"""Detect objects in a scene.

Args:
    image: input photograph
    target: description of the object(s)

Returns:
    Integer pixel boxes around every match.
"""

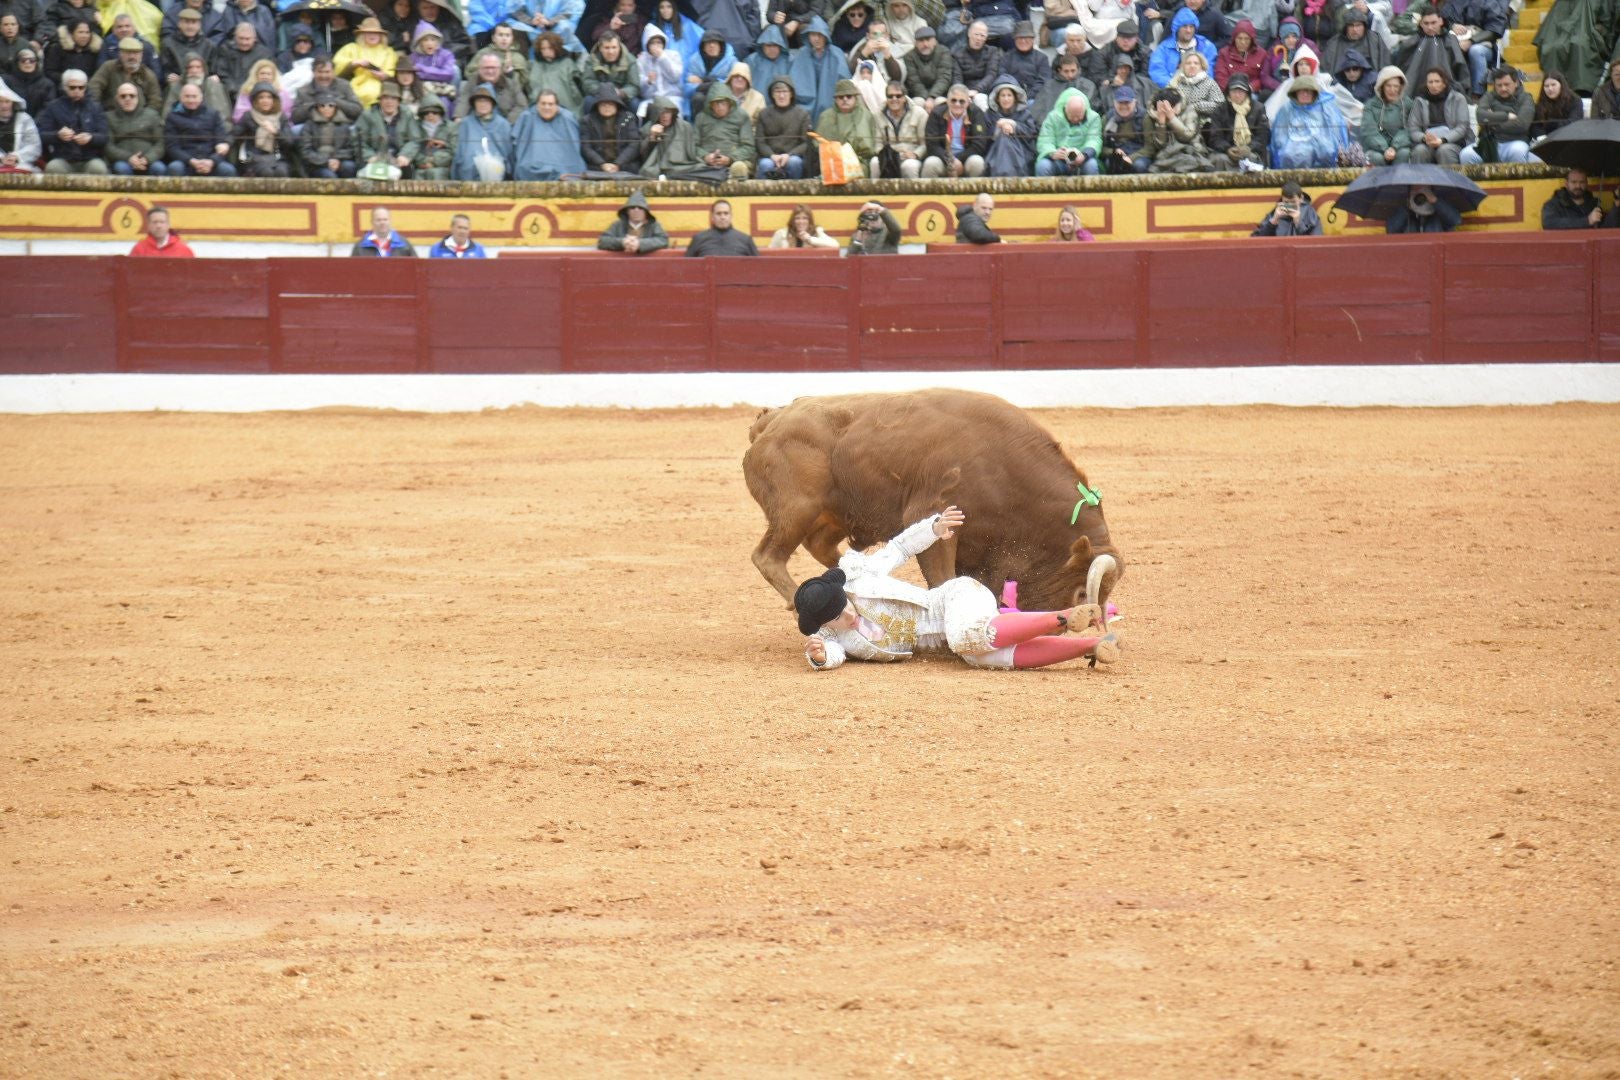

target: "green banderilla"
[1070,481,1101,525]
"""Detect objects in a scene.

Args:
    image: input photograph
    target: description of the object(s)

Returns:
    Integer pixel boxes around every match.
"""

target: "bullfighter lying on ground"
[794,507,1121,672]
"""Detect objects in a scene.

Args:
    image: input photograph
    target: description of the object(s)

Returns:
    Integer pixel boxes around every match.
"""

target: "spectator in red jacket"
[129,206,197,257]
[1214,19,1265,92]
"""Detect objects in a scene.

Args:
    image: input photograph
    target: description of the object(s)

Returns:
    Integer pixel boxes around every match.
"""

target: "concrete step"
[1504,41,1540,63]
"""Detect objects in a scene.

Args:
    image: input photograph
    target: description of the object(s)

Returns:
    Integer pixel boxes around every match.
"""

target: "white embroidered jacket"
[807,514,946,671]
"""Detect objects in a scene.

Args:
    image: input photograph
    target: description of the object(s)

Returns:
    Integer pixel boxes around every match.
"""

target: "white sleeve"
[864,514,940,577]
[807,634,846,671]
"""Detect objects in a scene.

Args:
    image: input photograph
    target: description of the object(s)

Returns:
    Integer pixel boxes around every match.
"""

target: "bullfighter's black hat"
[794,568,848,636]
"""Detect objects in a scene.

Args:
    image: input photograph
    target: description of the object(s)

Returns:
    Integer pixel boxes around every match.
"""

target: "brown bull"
[742,389,1122,615]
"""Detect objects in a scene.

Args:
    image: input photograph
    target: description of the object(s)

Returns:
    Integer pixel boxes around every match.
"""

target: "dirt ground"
[1,403,1616,1079]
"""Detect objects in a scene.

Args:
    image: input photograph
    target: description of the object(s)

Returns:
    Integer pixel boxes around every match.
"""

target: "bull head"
[1062,535,1122,616]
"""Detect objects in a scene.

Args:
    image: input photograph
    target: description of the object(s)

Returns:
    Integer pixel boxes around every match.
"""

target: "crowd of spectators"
[3,0,1613,180]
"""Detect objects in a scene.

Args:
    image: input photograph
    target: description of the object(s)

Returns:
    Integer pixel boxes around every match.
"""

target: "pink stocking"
[1012,636,1107,669]
[988,611,1067,648]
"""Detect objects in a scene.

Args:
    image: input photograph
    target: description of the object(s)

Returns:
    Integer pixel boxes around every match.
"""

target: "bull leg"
[752,501,832,606]
[801,514,847,569]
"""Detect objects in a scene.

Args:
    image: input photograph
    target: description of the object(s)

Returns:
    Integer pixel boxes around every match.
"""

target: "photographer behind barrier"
[1251,180,1324,238]
[847,200,903,256]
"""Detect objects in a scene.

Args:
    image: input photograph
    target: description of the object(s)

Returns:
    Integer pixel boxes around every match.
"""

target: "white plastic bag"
[474,136,506,182]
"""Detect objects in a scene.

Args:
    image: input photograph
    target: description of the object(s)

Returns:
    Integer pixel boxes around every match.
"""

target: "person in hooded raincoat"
[510,87,585,176]
[1532,0,1618,94]
[638,91,703,175]
[684,28,735,111]
[746,23,794,90]
[691,0,758,57]
[1358,65,1410,164]
[981,72,1037,174]
[1033,83,1100,174]
[638,24,686,110]
[578,80,641,170]
[451,81,514,177]
[1268,73,1348,167]
[691,77,753,174]
[597,188,670,253]
[1149,8,1217,87]
[650,0,704,68]
[788,14,843,119]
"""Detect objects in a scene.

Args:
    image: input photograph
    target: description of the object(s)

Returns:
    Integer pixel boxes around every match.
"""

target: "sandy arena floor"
[0,403,1616,1079]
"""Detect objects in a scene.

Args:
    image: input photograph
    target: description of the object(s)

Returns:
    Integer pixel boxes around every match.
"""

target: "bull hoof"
[1088,633,1121,667]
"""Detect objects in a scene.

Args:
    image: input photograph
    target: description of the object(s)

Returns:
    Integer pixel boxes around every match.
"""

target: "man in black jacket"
[922,82,989,176]
[685,199,760,256]
[38,69,107,172]
[1541,169,1606,230]
[955,191,1000,244]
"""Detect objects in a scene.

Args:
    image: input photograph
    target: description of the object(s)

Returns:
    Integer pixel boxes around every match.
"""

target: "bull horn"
[1085,554,1119,607]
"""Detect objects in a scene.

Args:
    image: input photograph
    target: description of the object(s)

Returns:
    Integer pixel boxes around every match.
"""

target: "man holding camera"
[848,200,902,255]
[1251,180,1323,237]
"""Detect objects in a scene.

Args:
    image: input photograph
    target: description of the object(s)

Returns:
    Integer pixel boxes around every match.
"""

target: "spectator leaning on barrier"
[955,191,1000,243]
[0,83,42,172]
[1051,204,1095,241]
[597,188,670,254]
[685,198,760,257]
[352,206,418,256]
[847,198,902,254]
[1541,169,1606,230]
[429,214,488,257]
[770,202,840,247]
[1251,179,1324,236]
[129,205,195,257]
[39,68,107,172]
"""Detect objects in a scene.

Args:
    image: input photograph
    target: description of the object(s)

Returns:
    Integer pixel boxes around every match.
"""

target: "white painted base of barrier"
[2,365,1618,413]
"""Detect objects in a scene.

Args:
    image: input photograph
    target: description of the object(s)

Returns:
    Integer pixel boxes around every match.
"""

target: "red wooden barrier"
[1,234,1614,376]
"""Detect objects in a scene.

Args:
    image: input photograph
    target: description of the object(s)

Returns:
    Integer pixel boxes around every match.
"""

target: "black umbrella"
[279,0,372,19]
[1529,118,1620,176]
[1332,163,1487,221]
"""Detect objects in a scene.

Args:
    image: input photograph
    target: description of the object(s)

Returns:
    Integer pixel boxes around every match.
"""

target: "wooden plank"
[124,344,273,373]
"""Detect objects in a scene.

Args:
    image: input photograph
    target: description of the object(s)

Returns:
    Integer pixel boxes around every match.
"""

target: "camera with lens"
[1064,148,1083,164]
[1412,191,1432,206]
[857,207,883,229]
